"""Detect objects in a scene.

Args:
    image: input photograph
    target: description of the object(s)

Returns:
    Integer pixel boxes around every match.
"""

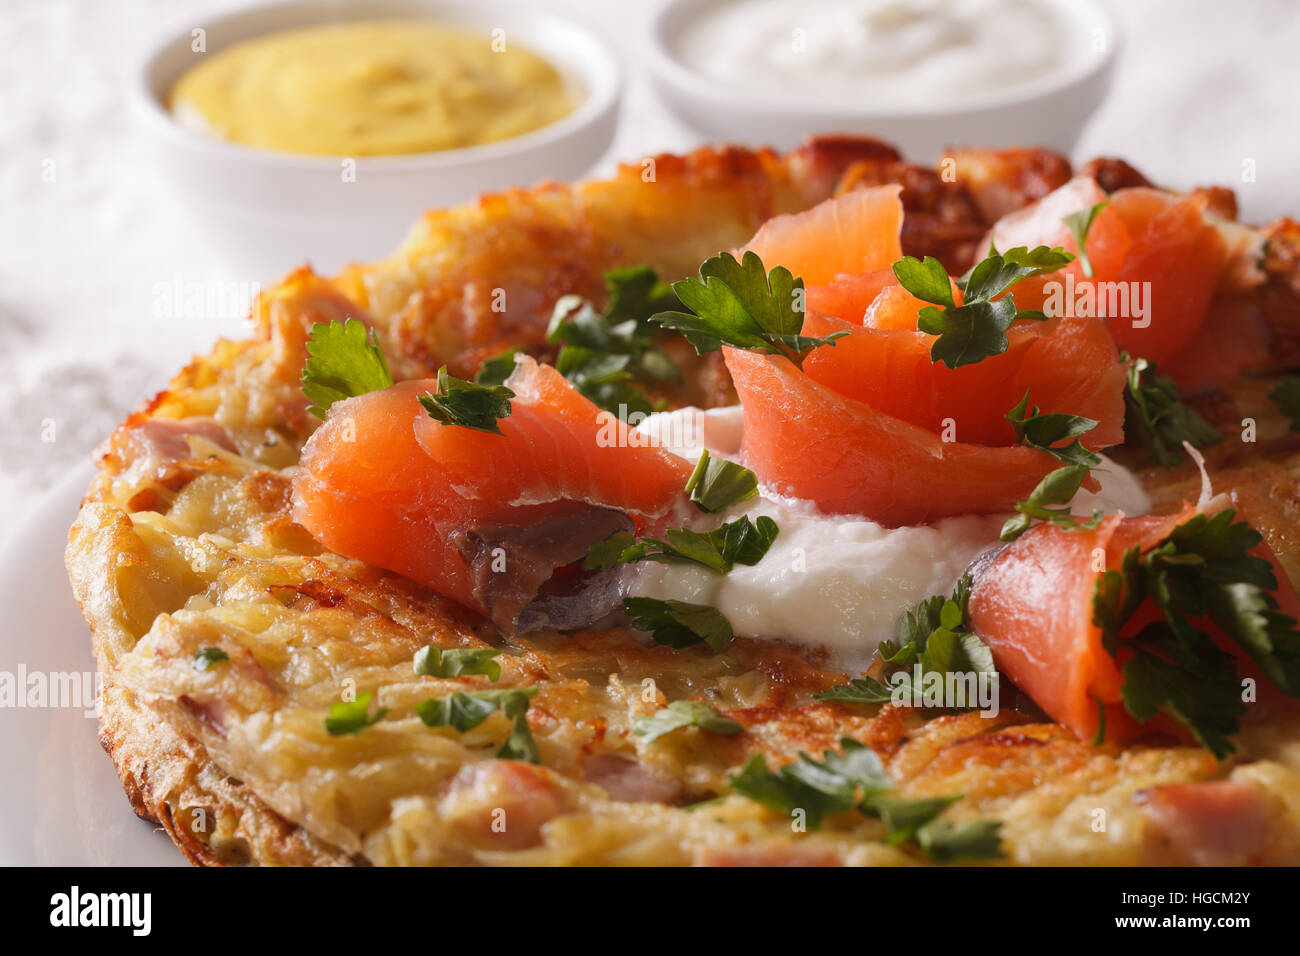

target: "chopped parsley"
[586,515,778,575]
[418,366,514,436]
[728,738,1003,860]
[685,449,760,513]
[192,647,229,671]
[623,597,734,652]
[413,646,502,680]
[1268,376,1300,431]
[1092,508,1300,758]
[473,347,520,387]
[633,700,743,743]
[817,576,998,710]
[1122,353,1222,467]
[301,317,394,418]
[324,691,388,737]
[546,266,682,418]
[650,251,846,369]
[416,687,539,762]
[1000,464,1104,543]
[892,245,1073,369]
[1062,201,1109,278]
[1005,389,1101,469]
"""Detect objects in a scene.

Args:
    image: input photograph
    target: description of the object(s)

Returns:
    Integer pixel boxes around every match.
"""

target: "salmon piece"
[800,311,1124,448]
[988,178,1230,373]
[728,346,1072,525]
[1161,297,1271,395]
[741,184,904,285]
[967,507,1300,746]
[725,184,1125,524]
[293,357,692,629]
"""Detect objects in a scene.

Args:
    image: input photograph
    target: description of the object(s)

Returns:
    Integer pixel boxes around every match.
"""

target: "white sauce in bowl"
[671,0,1093,111]
[626,405,1150,671]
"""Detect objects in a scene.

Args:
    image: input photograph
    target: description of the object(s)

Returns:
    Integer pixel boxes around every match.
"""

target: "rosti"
[67,138,1300,866]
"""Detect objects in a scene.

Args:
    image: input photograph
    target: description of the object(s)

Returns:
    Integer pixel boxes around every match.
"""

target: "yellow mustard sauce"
[169,20,577,157]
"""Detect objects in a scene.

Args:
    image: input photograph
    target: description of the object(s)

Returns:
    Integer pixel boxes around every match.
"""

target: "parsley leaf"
[1122,353,1222,467]
[729,739,892,830]
[623,597,734,652]
[416,687,539,762]
[728,738,1004,858]
[1268,377,1300,431]
[590,515,779,575]
[894,246,1072,369]
[546,266,682,418]
[193,647,229,671]
[651,251,846,369]
[1092,508,1300,758]
[813,675,894,705]
[1000,464,1104,543]
[301,318,394,419]
[685,449,760,513]
[633,700,743,743]
[850,573,1000,710]
[418,366,514,435]
[861,794,961,845]
[413,646,502,680]
[324,691,388,736]
[915,819,1005,863]
[1006,389,1101,468]
[1062,201,1109,279]
[474,347,520,387]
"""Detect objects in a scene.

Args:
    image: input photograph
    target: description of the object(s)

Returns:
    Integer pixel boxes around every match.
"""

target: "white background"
[2,0,1298,533]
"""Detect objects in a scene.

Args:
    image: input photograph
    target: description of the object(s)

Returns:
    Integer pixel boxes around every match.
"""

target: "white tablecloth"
[3,0,1298,533]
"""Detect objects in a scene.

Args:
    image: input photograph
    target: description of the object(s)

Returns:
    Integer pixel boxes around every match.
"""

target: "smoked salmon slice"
[988,176,1229,370]
[727,345,1094,525]
[967,507,1300,748]
[741,184,904,285]
[723,185,1125,524]
[293,357,692,630]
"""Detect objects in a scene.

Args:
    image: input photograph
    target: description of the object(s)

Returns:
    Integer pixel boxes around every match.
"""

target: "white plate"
[0,463,184,866]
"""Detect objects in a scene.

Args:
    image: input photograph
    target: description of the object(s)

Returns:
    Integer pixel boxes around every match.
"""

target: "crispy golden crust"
[67,139,1300,866]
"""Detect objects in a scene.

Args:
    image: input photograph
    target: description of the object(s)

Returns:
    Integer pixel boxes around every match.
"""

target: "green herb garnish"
[1006,389,1102,468]
[474,347,520,387]
[892,245,1072,369]
[416,687,539,762]
[1062,201,1109,278]
[1091,508,1300,758]
[650,251,846,369]
[546,266,682,418]
[914,818,1005,863]
[588,515,779,575]
[633,700,743,743]
[1000,464,1104,543]
[418,366,514,435]
[1122,353,1222,467]
[301,317,394,418]
[324,691,388,737]
[622,597,734,652]
[413,646,502,680]
[817,576,998,710]
[728,738,1002,859]
[1268,377,1300,431]
[193,647,229,671]
[685,449,760,513]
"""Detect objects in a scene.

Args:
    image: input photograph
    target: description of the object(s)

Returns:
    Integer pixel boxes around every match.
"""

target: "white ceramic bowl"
[133,0,623,277]
[646,0,1118,162]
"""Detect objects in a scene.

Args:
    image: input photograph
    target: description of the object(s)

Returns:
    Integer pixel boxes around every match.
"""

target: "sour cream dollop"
[626,405,1149,670]
[671,0,1094,111]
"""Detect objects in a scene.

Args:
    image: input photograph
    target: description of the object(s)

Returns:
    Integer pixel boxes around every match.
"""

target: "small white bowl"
[133,0,622,277]
[646,0,1118,162]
